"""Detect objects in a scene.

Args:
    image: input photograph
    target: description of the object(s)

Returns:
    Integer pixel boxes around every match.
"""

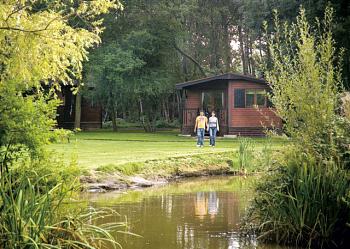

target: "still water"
[83,177,291,249]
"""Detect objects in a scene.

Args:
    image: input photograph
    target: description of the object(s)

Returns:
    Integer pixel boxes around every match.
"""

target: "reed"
[0,167,125,248]
[237,137,254,172]
[244,150,350,248]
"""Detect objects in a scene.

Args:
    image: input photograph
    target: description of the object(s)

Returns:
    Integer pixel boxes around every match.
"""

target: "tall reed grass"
[244,150,350,248]
[237,137,254,172]
[0,166,125,248]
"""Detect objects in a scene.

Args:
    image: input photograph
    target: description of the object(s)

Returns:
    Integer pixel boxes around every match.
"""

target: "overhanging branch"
[174,43,206,77]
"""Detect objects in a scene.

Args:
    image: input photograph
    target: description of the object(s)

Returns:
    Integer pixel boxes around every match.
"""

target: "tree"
[0,0,121,154]
[265,6,343,158]
[86,42,145,131]
[0,1,124,247]
[85,2,181,132]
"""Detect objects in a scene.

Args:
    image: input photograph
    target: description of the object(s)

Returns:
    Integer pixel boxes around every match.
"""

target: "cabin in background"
[176,73,282,136]
[56,86,102,130]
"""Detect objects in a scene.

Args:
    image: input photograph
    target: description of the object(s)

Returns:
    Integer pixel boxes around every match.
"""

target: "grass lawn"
[50,129,287,175]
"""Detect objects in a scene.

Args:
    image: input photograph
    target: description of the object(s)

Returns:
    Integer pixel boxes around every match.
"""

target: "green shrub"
[244,149,350,248]
[243,6,350,249]
[11,152,80,190]
[102,119,142,129]
[155,119,180,128]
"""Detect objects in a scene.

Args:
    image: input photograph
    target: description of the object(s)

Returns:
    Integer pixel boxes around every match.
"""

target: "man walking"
[194,111,208,147]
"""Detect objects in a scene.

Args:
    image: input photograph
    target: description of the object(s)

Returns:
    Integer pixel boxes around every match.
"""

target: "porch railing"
[183,108,227,129]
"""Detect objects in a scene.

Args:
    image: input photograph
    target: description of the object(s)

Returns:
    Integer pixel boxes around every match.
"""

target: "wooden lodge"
[56,86,102,130]
[176,73,282,136]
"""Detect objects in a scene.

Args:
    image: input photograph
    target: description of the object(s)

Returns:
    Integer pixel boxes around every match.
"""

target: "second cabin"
[176,73,282,136]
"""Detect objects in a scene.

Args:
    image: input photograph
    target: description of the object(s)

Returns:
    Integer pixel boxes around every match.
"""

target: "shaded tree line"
[83,0,350,131]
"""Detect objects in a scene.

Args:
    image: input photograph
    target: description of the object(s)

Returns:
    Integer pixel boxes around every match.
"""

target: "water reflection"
[84,177,292,249]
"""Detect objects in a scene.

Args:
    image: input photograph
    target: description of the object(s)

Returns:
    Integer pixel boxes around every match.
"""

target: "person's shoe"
[196,144,200,147]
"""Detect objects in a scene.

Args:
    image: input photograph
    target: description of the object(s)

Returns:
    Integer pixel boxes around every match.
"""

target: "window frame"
[255,89,267,107]
[201,90,225,110]
[233,88,267,108]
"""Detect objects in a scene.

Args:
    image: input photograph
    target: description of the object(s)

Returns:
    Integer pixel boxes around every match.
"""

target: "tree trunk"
[171,94,176,121]
[222,15,231,72]
[139,98,147,131]
[245,31,251,75]
[164,99,170,122]
[249,37,256,76]
[238,26,248,75]
[209,15,220,71]
[259,37,263,58]
[110,105,117,132]
[108,87,117,132]
[74,91,81,130]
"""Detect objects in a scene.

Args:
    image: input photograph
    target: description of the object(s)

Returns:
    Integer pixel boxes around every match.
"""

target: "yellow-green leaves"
[265,6,342,157]
[0,0,122,154]
[0,0,122,88]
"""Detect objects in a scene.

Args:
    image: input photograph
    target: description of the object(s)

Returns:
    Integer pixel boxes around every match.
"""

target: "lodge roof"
[175,73,267,90]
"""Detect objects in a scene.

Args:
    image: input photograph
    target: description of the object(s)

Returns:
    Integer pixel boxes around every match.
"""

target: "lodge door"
[201,90,228,135]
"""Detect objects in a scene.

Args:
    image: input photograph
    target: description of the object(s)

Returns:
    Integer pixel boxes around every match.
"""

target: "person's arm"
[194,117,198,132]
[217,118,220,131]
[205,117,208,131]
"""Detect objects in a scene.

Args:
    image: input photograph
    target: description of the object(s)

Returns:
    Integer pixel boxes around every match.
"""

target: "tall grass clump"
[237,137,254,172]
[245,149,350,248]
[0,150,125,248]
[243,6,350,248]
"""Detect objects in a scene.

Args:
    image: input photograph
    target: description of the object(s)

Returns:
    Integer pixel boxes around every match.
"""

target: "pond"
[83,176,292,249]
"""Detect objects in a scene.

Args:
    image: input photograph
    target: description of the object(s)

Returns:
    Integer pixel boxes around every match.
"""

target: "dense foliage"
[0,1,124,248]
[244,6,350,248]
[246,149,349,248]
[82,0,350,132]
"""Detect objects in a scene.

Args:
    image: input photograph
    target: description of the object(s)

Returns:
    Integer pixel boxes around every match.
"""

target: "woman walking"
[208,111,219,147]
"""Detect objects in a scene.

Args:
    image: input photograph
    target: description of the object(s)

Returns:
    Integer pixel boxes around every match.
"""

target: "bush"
[244,149,350,248]
[243,6,350,249]
[155,119,180,128]
[10,152,80,191]
[102,119,142,129]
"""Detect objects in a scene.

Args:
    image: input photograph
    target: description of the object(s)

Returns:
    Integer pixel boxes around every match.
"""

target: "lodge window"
[201,90,224,111]
[234,89,267,108]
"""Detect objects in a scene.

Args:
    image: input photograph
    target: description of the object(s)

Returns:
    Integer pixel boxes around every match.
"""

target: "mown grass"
[50,130,288,176]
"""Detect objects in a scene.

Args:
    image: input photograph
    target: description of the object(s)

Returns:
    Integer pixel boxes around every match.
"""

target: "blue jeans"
[197,128,205,146]
[209,127,217,146]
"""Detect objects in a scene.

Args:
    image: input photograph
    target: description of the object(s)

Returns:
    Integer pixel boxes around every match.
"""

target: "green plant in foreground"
[244,150,350,248]
[242,5,350,248]
[0,169,125,249]
[237,137,254,172]
[265,5,342,159]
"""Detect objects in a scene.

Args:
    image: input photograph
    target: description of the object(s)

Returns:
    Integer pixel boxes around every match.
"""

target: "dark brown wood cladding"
[56,86,102,130]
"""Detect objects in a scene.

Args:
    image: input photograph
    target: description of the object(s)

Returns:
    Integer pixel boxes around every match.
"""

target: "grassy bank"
[50,130,287,183]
